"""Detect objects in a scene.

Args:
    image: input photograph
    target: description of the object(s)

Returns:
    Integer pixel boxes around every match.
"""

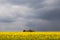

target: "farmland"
[0,32,60,40]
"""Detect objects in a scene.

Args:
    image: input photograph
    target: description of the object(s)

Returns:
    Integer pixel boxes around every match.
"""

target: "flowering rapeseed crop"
[0,32,60,40]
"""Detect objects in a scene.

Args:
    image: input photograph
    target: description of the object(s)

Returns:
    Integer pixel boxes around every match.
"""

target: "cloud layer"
[0,0,60,31]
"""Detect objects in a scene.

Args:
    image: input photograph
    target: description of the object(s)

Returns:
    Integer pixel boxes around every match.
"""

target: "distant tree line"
[23,29,35,32]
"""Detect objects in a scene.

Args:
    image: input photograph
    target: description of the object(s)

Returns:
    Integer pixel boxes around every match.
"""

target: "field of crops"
[0,32,60,40]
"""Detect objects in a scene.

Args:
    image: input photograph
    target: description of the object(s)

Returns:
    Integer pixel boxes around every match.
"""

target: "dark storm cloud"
[27,21,60,31]
[0,12,21,23]
[0,0,60,31]
[7,0,60,31]
[7,0,44,9]
[4,0,60,21]
[0,17,16,23]
[26,0,60,21]
[25,0,60,31]
[37,8,60,21]
[7,0,43,4]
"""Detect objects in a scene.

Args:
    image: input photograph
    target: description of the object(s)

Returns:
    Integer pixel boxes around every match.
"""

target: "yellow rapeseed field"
[0,32,60,40]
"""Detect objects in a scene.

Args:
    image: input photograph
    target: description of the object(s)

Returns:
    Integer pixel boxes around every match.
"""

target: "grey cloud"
[0,0,60,31]
[6,0,60,10]
[6,0,44,9]
[27,21,60,31]
[9,0,60,31]
[0,17,16,23]
[26,0,60,31]
[0,13,20,23]
[40,8,60,21]
[7,0,43,4]
[26,0,60,21]
[0,18,29,31]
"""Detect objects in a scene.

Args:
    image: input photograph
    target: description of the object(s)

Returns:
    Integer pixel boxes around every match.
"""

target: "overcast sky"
[0,0,60,31]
